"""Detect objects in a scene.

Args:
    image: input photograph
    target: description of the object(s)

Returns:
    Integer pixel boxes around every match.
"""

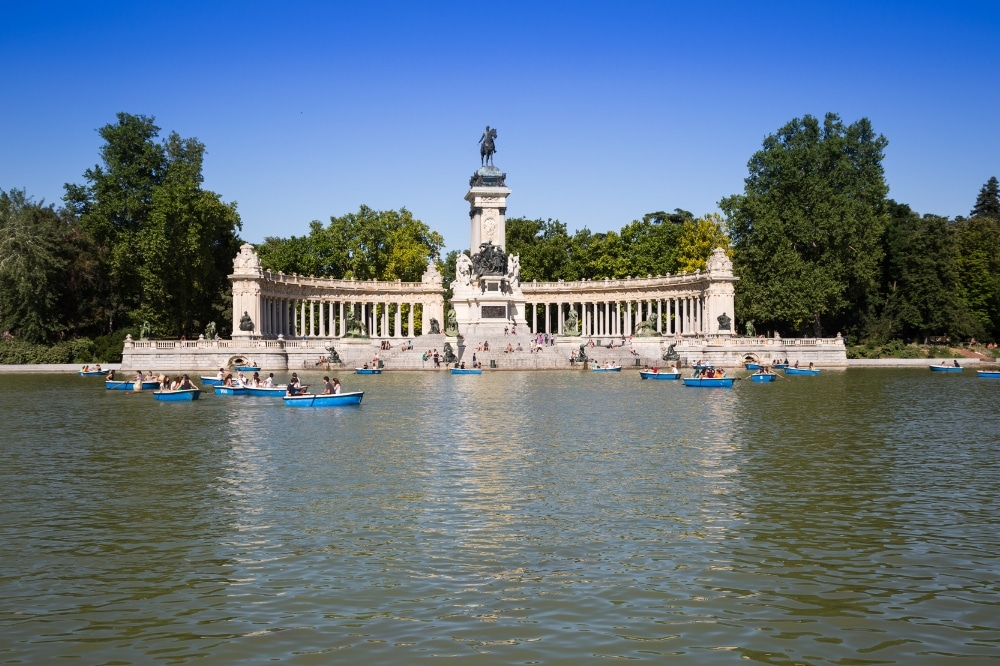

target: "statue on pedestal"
[344,310,367,338]
[455,254,472,287]
[717,312,732,332]
[429,318,441,335]
[574,344,589,363]
[139,321,151,340]
[563,309,580,336]
[479,125,498,167]
[472,241,507,276]
[445,309,459,337]
[662,343,680,361]
[325,345,341,364]
[239,311,254,334]
[443,342,457,364]
[635,315,659,337]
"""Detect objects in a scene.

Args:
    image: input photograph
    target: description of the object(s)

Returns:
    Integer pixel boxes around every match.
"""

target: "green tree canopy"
[676,213,730,273]
[256,205,443,282]
[721,113,890,337]
[871,202,977,341]
[970,176,1000,220]
[64,113,243,336]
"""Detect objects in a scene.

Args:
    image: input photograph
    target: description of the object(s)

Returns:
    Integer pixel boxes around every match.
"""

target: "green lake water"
[1,369,998,664]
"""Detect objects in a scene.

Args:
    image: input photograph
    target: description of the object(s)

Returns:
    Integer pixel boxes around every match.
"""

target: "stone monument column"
[703,247,737,336]
[230,243,264,339]
[450,157,530,337]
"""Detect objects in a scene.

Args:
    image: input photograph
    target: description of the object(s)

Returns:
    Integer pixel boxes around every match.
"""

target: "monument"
[451,126,529,337]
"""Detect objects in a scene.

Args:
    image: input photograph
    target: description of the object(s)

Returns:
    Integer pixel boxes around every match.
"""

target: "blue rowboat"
[751,373,777,382]
[592,366,622,372]
[355,368,382,375]
[692,363,712,371]
[153,388,201,401]
[639,370,681,380]
[106,379,161,391]
[744,362,762,370]
[214,385,246,396]
[929,364,962,372]
[244,386,288,397]
[451,368,483,375]
[977,370,1000,378]
[233,365,260,372]
[200,376,225,386]
[78,370,106,377]
[785,367,821,375]
[772,363,789,369]
[282,391,364,407]
[683,377,735,388]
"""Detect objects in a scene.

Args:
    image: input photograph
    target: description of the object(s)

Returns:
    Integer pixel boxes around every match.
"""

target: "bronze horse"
[480,126,497,166]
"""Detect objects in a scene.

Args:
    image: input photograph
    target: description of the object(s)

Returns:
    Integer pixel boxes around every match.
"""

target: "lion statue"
[444,309,459,337]
[563,309,580,336]
[635,314,658,337]
[344,309,367,338]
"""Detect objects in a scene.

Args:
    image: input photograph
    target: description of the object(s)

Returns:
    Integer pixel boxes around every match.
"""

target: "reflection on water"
[1,369,998,664]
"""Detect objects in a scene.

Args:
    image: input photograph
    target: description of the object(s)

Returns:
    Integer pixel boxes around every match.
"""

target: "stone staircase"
[309,333,666,371]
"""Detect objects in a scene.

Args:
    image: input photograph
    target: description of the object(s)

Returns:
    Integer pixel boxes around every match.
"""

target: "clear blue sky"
[3,1,998,253]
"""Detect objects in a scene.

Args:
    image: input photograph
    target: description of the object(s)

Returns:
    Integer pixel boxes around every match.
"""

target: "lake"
[1,369,998,664]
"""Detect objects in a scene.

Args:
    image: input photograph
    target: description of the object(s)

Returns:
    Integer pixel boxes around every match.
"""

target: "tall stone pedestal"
[450,166,528,339]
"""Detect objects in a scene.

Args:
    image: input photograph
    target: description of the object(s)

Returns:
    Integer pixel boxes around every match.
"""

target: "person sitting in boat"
[332,378,341,394]
[953,359,961,367]
[223,373,235,387]
[322,376,336,394]
[94,364,101,372]
[793,360,800,368]
[106,369,115,380]
[132,370,144,391]
[263,373,275,387]
[808,362,815,370]
[250,372,260,387]
[82,364,90,372]
[178,374,195,390]
[668,364,678,373]
[251,361,258,367]
[460,361,466,369]
[216,367,225,380]
[693,368,701,378]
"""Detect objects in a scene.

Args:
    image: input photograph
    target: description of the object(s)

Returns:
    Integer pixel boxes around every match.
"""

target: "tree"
[872,202,977,341]
[0,190,66,342]
[676,213,729,273]
[64,113,242,336]
[971,176,1000,220]
[955,213,1000,339]
[256,206,442,282]
[505,218,576,281]
[721,113,889,337]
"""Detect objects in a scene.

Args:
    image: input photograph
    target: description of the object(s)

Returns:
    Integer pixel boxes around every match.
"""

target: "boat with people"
[355,368,382,375]
[744,362,762,371]
[451,367,483,375]
[683,366,734,387]
[233,364,259,372]
[929,363,963,372]
[785,367,821,375]
[214,385,247,396]
[153,388,201,401]
[683,376,735,388]
[244,385,290,397]
[78,370,106,377]
[751,372,777,382]
[639,369,681,380]
[592,362,622,372]
[282,391,364,407]
[976,370,1000,378]
[200,376,225,386]
[106,379,161,391]
[772,362,789,369]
